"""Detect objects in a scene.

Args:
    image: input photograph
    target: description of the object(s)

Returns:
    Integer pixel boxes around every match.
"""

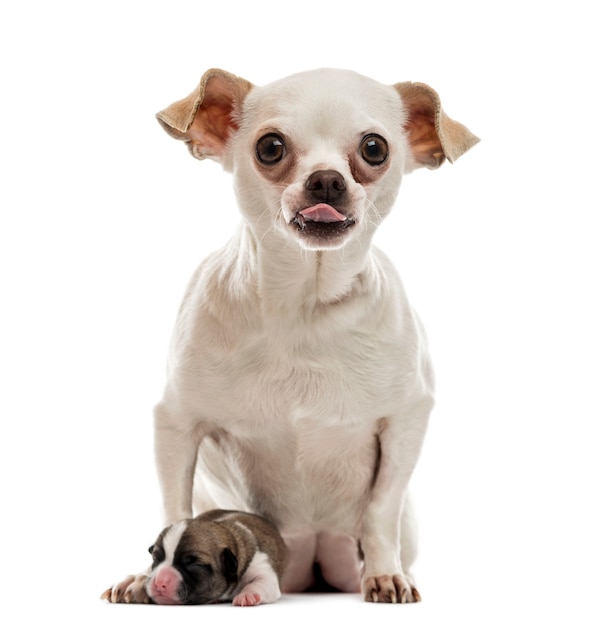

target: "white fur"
[158,520,187,567]
[144,68,477,604]
[232,551,281,606]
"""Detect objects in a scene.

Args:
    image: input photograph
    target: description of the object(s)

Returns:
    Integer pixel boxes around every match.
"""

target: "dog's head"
[145,519,239,605]
[157,68,478,251]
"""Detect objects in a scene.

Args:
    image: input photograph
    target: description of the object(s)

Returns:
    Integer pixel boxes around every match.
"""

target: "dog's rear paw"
[363,574,421,604]
[232,592,262,607]
[101,574,152,604]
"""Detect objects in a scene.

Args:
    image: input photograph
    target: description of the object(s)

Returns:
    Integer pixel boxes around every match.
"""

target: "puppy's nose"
[306,170,346,204]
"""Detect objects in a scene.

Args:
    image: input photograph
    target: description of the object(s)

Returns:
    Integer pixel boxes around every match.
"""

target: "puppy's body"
[104,510,286,606]
[105,68,478,604]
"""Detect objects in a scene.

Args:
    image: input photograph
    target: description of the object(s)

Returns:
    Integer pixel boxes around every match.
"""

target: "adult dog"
[105,68,478,604]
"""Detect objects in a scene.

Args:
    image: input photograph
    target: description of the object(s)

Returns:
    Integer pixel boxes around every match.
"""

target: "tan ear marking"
[156,69,254,160]
[394,81,479,169]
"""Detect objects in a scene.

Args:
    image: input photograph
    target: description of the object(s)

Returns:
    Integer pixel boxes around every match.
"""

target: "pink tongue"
[298,203,346,223]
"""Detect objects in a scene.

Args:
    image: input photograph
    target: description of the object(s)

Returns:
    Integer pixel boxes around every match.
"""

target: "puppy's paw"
[232,592,262,607]
[101,574,152,604]
[362,574,421,604]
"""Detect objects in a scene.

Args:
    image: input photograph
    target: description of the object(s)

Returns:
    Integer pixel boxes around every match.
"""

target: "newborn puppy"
[102,510,287,606]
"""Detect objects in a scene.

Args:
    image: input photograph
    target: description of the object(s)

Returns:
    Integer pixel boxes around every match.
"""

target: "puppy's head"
[157,68,478,251]
[145,519,239,605]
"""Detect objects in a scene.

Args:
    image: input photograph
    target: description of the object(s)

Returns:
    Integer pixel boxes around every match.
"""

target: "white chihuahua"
[105,68,478,604]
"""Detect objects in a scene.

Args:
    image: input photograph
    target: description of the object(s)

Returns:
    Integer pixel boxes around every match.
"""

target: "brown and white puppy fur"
[102,510,287,606]
[104,68,478,604]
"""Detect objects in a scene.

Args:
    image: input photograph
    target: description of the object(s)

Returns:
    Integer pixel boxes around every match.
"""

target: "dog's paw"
[362,574,421,604]
[101,574,152,604]
[232,592,261,607]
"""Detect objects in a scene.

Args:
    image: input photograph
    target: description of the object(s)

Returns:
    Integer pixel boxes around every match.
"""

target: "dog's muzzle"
[289,170,357,244]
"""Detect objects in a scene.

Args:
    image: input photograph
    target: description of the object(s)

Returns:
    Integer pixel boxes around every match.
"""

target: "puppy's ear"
[394,82,479,171]
[220,548,239,584]
[156,68,254,161]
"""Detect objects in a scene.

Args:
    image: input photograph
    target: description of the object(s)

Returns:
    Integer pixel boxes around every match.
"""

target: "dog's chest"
[197,328,386,528]
[184,263,416,527]
[212,322,402,429]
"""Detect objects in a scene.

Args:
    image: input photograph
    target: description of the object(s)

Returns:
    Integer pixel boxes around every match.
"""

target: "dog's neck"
[237,224,377,312]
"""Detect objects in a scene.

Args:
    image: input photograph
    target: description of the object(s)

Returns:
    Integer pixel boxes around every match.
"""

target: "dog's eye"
[256,133,286,165]
[360,134,389,166]
[182,554,198,566]
[181,554,213,572]
[150,546,165,567]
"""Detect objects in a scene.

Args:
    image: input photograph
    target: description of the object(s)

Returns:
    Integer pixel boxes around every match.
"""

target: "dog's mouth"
[290,203,356,241]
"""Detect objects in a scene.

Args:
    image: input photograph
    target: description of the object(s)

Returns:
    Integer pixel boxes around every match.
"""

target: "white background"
[1,1,600,624]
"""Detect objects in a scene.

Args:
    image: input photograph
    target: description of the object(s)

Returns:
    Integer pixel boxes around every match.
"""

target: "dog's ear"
[156,68,254,161]
[220,548,239,584]
[394,82,479,171]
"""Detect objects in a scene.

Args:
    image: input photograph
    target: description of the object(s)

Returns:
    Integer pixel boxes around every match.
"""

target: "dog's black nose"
[305,170,346,204]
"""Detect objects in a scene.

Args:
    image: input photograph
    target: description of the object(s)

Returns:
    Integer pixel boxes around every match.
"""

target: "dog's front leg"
[154,402,202,525]
[361,403,431,603]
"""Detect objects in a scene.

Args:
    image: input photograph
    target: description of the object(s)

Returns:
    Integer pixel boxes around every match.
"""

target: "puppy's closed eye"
[149,545,165,567]
[180,554,213,572]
